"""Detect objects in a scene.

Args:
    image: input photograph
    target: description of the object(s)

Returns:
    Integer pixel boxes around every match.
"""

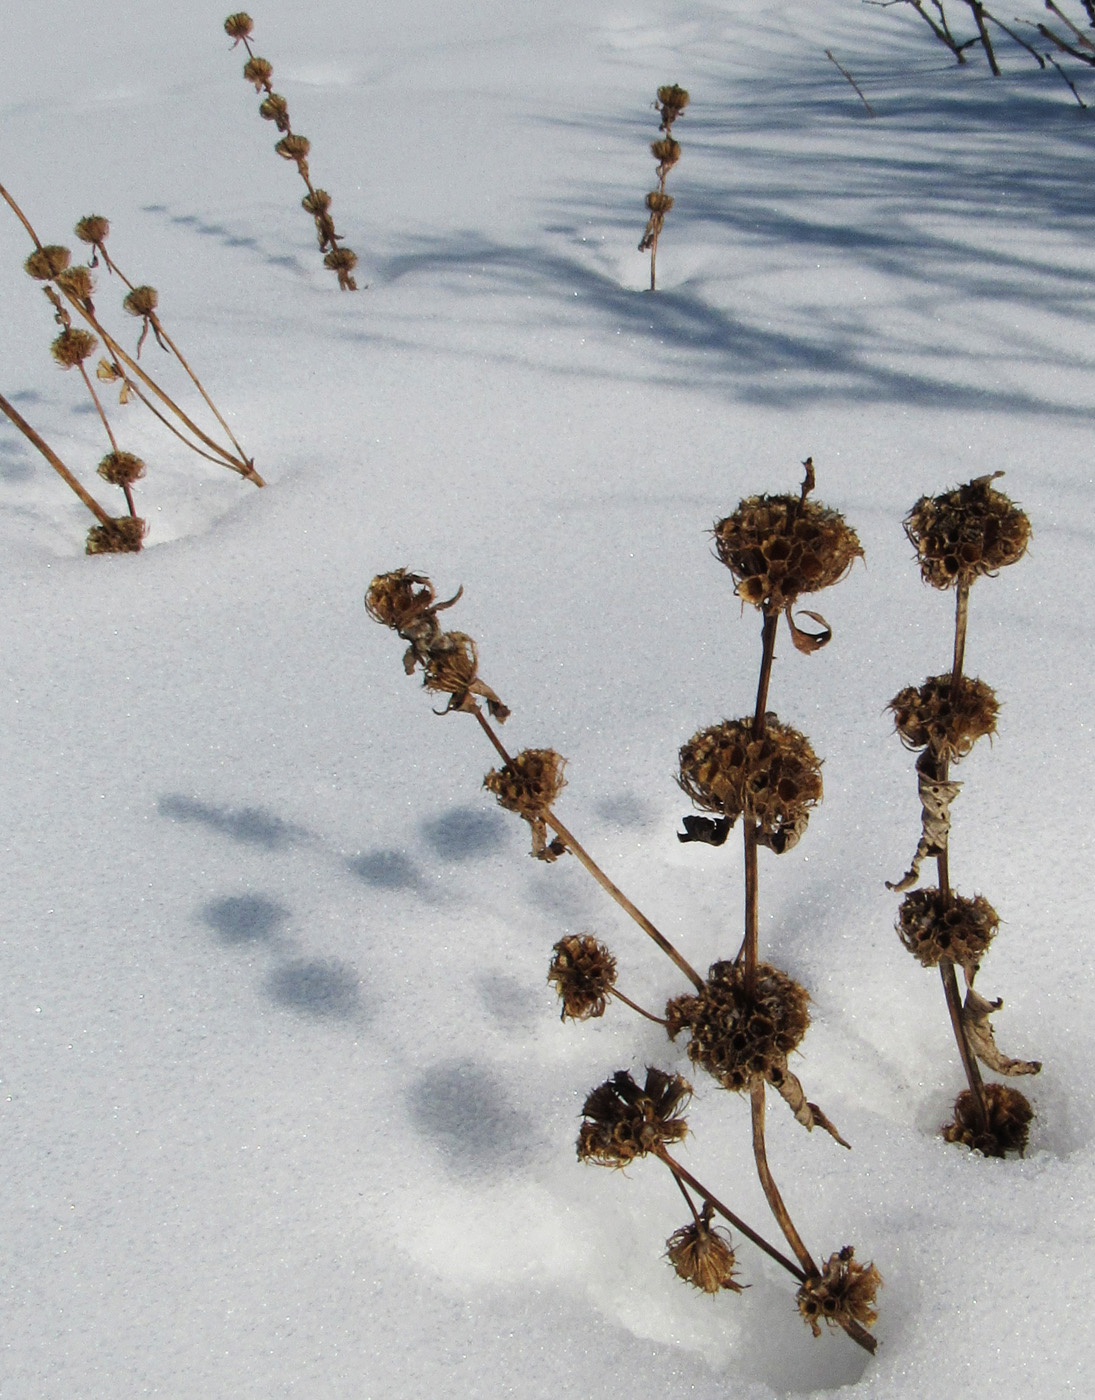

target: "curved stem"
[750,1082,818,1277]
[0,392,112,524]
[609,986,669,1026]
[752,608,779,736]
[78,362,120,454]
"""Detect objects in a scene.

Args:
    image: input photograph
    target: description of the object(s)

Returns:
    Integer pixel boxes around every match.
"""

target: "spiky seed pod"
[123,285,159,318]
[896,887,998,973]
[548,934,617,1021]
[577,1067,690,1167]
[224,12,254,41]
[666,960,810,1093]
[797,1247,881,1339]
[243,56,273,89]
[904,474,1030,588]
[259,93,291,130]
[303,189,332,214]
[943,1081,1033,1156]
[645,190,674,214]
[276,134,310,162]
[423,631,479,705]
[324,247,358,289]
[890,673,998,762]
[656,84,690,127]
[50,328,98,369]
[666,1208,744,1294]
[56,265,95,302]
[366,568,436,631]
[86,516,146,554]
[714,493,863,611]
[484,748,566,820]
[24,245,71,281]
[97,451,146,487]
[74,215,110,247]
[678,717,822,854]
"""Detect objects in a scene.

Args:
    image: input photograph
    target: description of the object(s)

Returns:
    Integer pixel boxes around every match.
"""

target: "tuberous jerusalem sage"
[890,473,1039,1156]
[223,13,360,289]
[639,84,689,291]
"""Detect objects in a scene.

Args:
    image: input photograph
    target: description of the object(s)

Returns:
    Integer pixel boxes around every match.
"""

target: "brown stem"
[742,821,759,992]
[0,392,112,524]
[471,707,705,990]
[952,581,969,681]
[671,1168,703,1228]
[0,181,43,248]
[77,362,120,454]
[609,987,669,1026]
[656,1148,807,1282]
[752,608,779,736]
[750,1082,818,1277]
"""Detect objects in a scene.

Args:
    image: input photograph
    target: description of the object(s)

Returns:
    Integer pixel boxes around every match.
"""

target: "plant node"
[796,1247,881,1338]
[896,887,998,974]
[484,748,568,860]
[890,673,998,761]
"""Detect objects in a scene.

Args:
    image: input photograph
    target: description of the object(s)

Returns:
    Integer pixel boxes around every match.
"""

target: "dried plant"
[223,13,359,289]
[365,458,880,1356]
[888,473,1040,1156]
[639,85,689,291]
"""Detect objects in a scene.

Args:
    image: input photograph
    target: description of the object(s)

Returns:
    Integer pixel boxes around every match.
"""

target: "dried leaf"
[769,1064,850,1146]
[962,988,1041,1077]
[529,817,567,863]
[887,755,961,892]
[677,814,731,845]
[785,606,832,654]
[96,357,120,382]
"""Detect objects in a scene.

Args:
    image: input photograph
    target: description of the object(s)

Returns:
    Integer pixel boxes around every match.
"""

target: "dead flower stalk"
[639,84,688,292]
[365,461,881,1356]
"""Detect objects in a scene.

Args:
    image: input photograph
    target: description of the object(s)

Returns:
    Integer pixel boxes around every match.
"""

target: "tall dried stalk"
[365,462,881,1357]
[638,85,688,292]
[224,13,359,290]
[887,473,1041,1156]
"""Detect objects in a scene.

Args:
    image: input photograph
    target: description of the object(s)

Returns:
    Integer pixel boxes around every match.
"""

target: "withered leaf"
[529,817,567,863]
[677,814,731,845]
[96,357,120,382]
[962,988,1041,1077]
[887,756,962,892]
[785,606,832,654]
[769,1064,851,1147]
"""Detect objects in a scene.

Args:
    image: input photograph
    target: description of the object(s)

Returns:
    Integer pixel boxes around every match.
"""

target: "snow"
[2,1,1093,1395]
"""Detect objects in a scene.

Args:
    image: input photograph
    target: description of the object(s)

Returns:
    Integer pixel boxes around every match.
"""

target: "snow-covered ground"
[3,2,1093,1395]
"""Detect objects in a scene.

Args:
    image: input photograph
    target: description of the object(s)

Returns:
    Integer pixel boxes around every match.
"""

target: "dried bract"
[24,245,71,281]
[714,492,862,611]
[56,265,95,303]
[243,56,273,90]
[259,93,291,130]
[942,1081,1033,1157]
[896,887,998,973]
[97,451,147,487]
[50,328,98,369]
[276,134,311,165]
[904,473,1030,588]
[577,1067,690,1167]
[797,1247,881,1339]
[891,674,998,762]
[86,516,146,554]
[548,934,617,1021]
[651,137,681,170]
[666,1206,744,1294]
[420,631,508,720]
[366,569,461,671]
[224,12,254,41]
[666,960,809,1094]
[484,748,567,860]
[678,716,822,854]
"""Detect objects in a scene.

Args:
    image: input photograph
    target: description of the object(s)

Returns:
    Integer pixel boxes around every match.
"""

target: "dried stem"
[77,362,120,456]
[751,1082,818,1276]
[824,49,877,114]
[472,706,705,990]
[609,987,670,1025]
[0,391,112,524]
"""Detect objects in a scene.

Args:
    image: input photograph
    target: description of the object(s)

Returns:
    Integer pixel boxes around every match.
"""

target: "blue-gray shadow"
[200,893,288,945]
[159,793,307,850]
[264,957,363,1019]
[421,806,507,861]
[476,971,545,1030]
[0,436,34,481]
[347,848,422,889]
[408,1060,537,1172]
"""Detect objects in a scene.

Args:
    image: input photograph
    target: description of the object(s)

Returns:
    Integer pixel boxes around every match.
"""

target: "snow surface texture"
[2,1,1092,1396]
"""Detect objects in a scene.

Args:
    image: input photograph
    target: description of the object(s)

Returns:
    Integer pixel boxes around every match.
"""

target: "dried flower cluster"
[942,1081,1034,1156]
[224,13,359,289]
[85,516,147,554]
[665,1205,744,1294]
[904,472,1030,588]
[484,748,567,860]
[713,489,863,612]
[678,717,822,854]
[896,887,998,973]
[639,84,689,290]
[548,934,617,1020]
[576,1068,690,1167]
[890,673,998,761]
[797,1247,882,1339]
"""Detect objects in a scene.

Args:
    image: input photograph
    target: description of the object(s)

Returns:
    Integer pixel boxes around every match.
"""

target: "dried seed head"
[74,215,110,247]
[484,748,566,820]
[651,137,681,167]
[423,631,480,709]
[656,84,690,128]
[55,265,95,302]
[97,451,146,487]
[577,1067,690,1167]
[548,934,617,1021]
[645,190,674,214]
[890,674,998,762]
[243,56,273,89]
[50,328,98,368]
[678,717,822,854]
[276,133,310,161]
[86,516,146,554]
[303,188,332,214]
[904,473,1030,589]
[25,245,71,281]
[666,960,810,1093]
[896,887,998,973]
[259,93,291,129]
[324,246,358,289]
[666,1207,744,1294]
[366,568,437,632]
[123,285,159,318]
[797,1247,881,1339]
[714,491,862,611]
[224,12,254,41]
[943,1081,1033,1157]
